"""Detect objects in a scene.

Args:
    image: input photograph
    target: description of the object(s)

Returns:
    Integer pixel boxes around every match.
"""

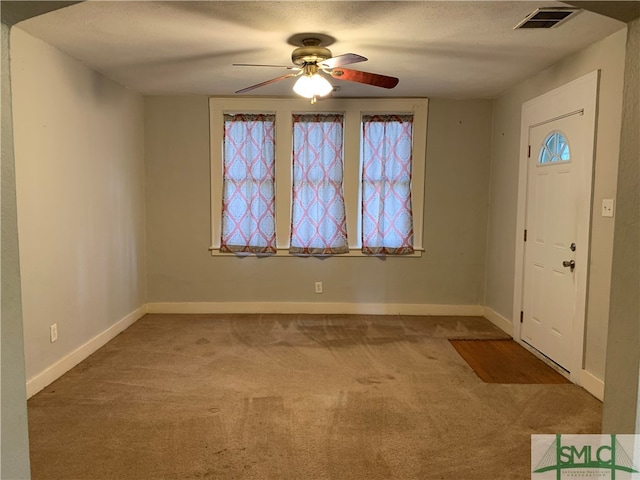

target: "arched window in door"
[539,131,571,164]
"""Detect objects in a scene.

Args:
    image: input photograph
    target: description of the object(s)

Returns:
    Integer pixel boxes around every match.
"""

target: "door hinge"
[520,311,524,323]
[528,145,531,158]
[524,229,527,242]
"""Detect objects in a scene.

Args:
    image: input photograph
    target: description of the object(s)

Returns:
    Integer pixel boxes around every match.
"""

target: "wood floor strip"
[449,339,570,384]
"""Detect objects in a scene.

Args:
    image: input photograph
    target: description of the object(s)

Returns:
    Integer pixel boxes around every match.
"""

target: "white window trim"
[209,97,428,257]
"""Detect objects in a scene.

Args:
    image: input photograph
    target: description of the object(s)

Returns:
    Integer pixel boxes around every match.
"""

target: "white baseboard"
[482,306,513,336]
[146,302,484,317]
[26,305,148,398]
[25,302,605,402]
[580,369,605,401]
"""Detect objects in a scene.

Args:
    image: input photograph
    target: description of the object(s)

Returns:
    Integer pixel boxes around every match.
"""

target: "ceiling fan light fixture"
[293,73,333,99]
[233,33,398,97]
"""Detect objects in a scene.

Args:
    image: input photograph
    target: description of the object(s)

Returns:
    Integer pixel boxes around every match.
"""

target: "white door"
[521,113,588,371]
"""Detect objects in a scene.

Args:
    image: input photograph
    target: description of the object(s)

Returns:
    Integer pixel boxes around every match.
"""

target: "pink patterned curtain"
[221,114,276,254]
[361,114,414,255]
[290,114,349,254]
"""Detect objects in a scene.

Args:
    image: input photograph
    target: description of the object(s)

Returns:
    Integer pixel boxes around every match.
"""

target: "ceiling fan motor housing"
[291,38,332,66]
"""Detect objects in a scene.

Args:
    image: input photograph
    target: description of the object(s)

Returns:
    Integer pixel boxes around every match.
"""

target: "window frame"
[209,97,428,257]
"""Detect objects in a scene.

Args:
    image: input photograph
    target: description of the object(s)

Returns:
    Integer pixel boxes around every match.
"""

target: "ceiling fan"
[233,35,399,103]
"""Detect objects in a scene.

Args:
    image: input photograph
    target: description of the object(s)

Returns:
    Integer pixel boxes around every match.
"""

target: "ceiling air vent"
[514,7,580,29]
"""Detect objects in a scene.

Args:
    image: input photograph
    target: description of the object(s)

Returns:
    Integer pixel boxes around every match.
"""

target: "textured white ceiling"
[16,1,625,98]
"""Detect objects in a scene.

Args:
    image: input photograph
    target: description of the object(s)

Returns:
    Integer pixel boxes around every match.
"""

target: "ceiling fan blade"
[319,53,367,69]
[329,68,399,89]
[233,63,299,70]
[235,73,299,94]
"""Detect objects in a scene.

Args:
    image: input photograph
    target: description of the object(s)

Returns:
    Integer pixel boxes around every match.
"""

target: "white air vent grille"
[514,7,580,29]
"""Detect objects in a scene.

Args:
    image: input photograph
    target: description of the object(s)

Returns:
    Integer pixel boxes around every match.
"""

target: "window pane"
[539,131,571,164]
[362,114,414,254]
[221,114,276,253]
[290,114,348,254]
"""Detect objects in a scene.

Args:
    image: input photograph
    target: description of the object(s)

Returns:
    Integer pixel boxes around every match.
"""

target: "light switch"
[602,199,614,217]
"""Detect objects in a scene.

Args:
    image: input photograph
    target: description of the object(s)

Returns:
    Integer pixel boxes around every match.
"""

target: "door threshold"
[519,338,571,380]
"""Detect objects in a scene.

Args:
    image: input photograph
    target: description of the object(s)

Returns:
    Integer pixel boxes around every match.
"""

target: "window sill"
[208,247,423,258]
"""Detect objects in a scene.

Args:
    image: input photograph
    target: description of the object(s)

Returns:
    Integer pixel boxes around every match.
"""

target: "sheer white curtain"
[361,114,414,254]
[290,114,348,254]
[221,114,276,253]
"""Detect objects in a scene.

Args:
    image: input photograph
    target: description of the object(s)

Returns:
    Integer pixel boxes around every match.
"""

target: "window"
[539,131,571,164]
[291,114,348,254]
[209,98,428,256]
[361,114,414,254]
[220,114,276,253]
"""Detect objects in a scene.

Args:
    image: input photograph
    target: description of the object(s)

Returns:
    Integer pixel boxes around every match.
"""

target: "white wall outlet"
[602,198,614,217]
[50,323,58,343]
[315,281,323,294]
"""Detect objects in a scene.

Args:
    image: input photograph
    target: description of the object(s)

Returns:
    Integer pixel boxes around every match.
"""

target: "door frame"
[513,71,599,384]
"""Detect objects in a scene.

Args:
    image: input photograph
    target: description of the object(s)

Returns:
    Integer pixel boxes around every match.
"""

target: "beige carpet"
[27,314,602,479]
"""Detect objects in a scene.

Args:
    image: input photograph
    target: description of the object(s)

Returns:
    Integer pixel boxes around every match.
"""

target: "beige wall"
[602,17,640,433]
[484,27,627,380]
[10,29,147,384]
[145,97,492,307]
[1,21,31,480]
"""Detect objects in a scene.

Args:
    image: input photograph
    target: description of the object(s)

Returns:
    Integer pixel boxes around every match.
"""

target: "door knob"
[562,260,576,272]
